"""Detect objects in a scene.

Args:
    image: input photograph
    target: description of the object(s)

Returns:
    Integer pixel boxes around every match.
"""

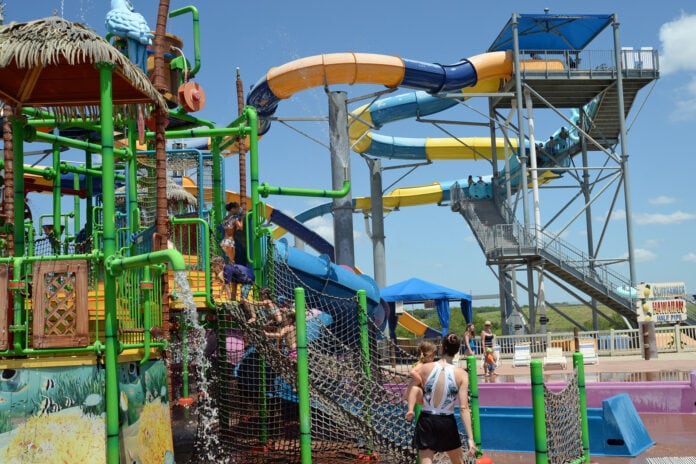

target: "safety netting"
[193,240,476,464]
[543,369,584,464]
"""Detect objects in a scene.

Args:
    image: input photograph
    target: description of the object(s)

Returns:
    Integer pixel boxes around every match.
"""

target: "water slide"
[397,311,442,339]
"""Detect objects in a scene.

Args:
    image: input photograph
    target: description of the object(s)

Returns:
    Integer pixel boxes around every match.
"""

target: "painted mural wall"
[0,359,172,463]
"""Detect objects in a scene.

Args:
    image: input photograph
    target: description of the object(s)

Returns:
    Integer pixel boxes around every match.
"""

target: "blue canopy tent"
[488,14,613,52]
[381,277,472,341]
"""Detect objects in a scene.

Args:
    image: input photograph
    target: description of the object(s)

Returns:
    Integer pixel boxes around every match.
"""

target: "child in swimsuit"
[405,340,437,420]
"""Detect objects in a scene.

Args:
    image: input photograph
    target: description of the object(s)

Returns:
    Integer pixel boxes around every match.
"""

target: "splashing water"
[173,270,220,462]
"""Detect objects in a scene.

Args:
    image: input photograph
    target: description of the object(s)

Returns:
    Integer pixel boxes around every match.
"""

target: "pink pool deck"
[473,352,696,414]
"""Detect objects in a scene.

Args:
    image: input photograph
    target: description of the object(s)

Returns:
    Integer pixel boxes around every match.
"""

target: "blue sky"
[5,1,696,304]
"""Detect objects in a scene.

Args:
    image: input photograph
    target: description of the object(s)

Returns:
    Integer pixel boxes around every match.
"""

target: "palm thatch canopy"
[0,16,167,119]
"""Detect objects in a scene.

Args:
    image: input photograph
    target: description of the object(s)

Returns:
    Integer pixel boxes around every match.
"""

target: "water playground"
[0,2,692,463]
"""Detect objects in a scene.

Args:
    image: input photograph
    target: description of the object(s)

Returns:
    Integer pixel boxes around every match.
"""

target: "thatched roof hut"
[0,16,166,118]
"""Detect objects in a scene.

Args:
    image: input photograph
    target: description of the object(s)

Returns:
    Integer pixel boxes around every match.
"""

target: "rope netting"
[205,240,475,464]
[543,369,584,464]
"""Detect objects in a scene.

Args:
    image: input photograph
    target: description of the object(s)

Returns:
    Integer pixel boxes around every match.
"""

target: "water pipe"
[59,161,126,181]
[169,216,215,308]
[294,287,312,464]
[258,179,351,199]
[105,248,187,276]
[11,115,25,257]
[530,360,548,464]
[467,355,482,456]
[169,6,201,77]
[26,129,132,160]
[168,108,215,129]
[357,289,375,458]
[573,352,591,463]
[145,126,246,140]
[0,160,50,179]
[52,144,61,242]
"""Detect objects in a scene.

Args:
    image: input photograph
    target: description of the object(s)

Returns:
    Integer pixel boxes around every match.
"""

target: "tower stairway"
[451,185,637,323]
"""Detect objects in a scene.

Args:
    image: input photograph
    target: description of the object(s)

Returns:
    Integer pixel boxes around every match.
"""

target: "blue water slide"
[273,238,381,317]
[269,208,335,260]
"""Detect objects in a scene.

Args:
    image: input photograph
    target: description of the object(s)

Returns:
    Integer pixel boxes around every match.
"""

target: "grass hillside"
[395,301,696,338]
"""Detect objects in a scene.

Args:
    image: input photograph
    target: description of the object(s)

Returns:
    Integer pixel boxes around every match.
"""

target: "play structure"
[0,4,668,464]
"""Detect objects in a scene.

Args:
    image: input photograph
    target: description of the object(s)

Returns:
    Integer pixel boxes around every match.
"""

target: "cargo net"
[209,243,475,464]
[543,369,584,464]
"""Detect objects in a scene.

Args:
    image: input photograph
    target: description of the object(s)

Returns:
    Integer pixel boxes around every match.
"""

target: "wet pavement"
[477,352,696,463]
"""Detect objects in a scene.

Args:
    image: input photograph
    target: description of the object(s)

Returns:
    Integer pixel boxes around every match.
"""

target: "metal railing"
[518,48,660,79]
[455,325,696,360]
[451,182,634,309]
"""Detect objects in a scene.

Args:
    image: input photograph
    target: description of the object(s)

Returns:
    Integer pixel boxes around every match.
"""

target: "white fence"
[465,325,696,360]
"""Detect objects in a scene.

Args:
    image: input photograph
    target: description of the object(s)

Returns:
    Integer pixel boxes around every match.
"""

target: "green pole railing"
[73,173,81,239]
[258,180,351,199]
[169,6,201,77]
[357,289,375,457]
[96,61,120,464]
[11,115,25,257]
[169,216,215,308]
[357,290,372,380]
[52,143,62,242]
[467,355,482,455]
[27,129,131,160]
[294,287,312,464]
[127,118,140,237]
[531,360,548,464]
[574,352,591,462]
[105,249,186,275]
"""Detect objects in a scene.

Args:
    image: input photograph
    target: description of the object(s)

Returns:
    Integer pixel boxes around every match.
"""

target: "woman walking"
[409,333,476,463]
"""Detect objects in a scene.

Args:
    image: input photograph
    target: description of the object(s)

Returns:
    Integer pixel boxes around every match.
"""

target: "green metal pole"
[294,287,312,464]
[357,290,371,380]
[28,129,131,160]
[86,150,94,237]
[59,162,125,181]
[11,116,25,257]
[467,355,482,455]
[127,119,139,236]
[210,136,224,232]
[52,143,62,243]
[245,106,261,278]
[73,173,81,239]
[169,6,201,76]
[133,264,154,366]
[573,352,591,462]
[169,216,215,308]
[105,249,186,275]
[11,116,26,350]
[242,107,269,444]
[531,360,548,464]
[96,62,120,464]
[357,289,374,457]
[146,126,245,140]
[258,180,351,199]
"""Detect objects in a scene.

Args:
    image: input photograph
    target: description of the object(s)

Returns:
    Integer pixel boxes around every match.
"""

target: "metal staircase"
[450,184,637,323]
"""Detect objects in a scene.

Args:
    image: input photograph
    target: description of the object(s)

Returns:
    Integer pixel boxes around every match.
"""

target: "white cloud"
[643,239,662,248]
[626,248,658,263]
[602,209,625,222]
[660,14,696,119]
[648,195,676,205]
[304,215,366,245]
[659,13,696,75]
[633,211,696,225]
[682,252,696,263]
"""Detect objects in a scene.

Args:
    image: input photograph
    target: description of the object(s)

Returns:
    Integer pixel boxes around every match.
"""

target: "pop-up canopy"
[381,277,472,338]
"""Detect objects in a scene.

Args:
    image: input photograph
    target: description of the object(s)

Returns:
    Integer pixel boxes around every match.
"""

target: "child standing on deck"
[405,340,437,420]
[484,348,497,376]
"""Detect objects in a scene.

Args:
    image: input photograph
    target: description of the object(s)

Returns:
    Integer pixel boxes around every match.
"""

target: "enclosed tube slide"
[247,51,513,135]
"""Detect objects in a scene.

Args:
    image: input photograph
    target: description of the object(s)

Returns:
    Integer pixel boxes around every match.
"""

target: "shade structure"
[0,16,167,116]
[489,13,613,52]
[381,277,472,337]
